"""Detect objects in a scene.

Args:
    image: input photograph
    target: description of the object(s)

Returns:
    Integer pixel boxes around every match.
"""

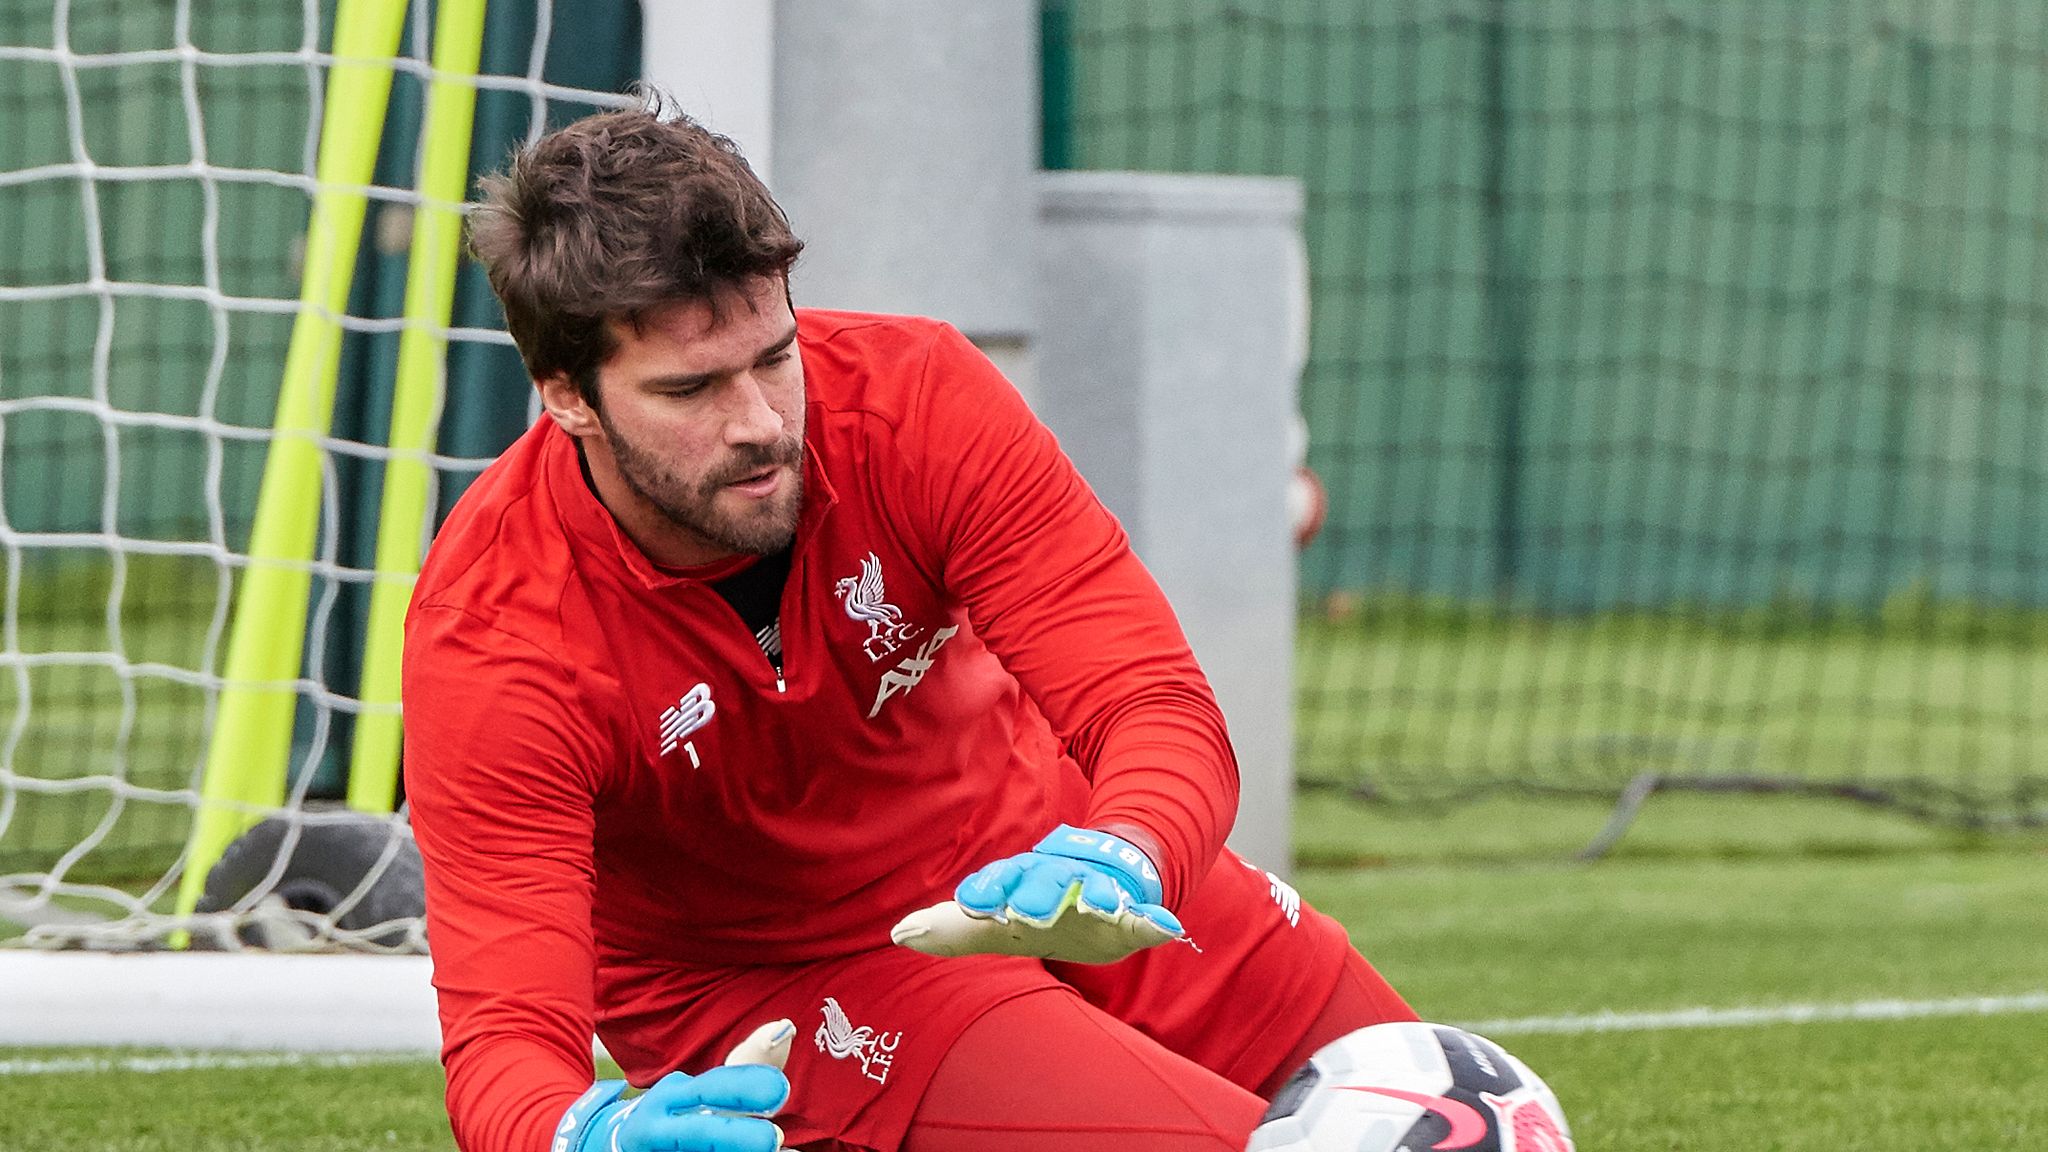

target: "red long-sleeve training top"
[402,311,1239,1152]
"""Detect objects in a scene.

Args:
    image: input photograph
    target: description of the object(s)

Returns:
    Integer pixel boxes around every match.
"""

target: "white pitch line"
[0,1051,438,1076]
[1462,992,2048,1037]
[5,993,2045,1076]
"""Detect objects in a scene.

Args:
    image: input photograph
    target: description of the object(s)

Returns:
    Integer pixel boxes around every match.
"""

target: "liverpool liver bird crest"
[834,551,920,660]
[815,997,874,1061]
[814,996,902,1084]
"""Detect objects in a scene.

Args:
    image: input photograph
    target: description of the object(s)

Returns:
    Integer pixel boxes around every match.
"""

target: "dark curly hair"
[469,97,803,407]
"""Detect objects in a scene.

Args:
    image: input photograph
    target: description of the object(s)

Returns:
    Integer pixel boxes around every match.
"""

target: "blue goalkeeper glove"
[554,1019,794,1152]
[890,825,1184,965]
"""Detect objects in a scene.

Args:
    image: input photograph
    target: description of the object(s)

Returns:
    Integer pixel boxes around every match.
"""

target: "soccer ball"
[1247,1022,1574,1152]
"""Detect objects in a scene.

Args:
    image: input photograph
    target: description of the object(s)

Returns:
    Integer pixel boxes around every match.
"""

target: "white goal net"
[0,0,635,952]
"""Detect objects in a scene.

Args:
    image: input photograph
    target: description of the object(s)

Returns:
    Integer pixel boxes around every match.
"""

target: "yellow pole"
[348,0,490,813]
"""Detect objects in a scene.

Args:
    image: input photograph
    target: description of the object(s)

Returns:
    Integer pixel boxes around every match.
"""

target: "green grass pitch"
[2,793,2042,1150]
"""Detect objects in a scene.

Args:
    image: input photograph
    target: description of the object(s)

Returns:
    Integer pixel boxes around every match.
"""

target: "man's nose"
[724,374,784,445]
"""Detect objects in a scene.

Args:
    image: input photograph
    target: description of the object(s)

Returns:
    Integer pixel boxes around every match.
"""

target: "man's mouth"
[725,465,783,496]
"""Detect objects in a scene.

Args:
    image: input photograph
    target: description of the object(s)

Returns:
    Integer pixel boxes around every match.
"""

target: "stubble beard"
[602,415,806,557]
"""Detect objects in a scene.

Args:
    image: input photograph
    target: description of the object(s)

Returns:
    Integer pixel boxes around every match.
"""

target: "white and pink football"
[1248,1022,1574,1152]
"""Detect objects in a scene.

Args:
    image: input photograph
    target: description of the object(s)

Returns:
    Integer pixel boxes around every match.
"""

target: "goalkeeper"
[404,102,1414,1152]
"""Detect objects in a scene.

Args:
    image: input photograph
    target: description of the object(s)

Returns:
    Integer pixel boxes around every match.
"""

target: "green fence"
[1047,1,2048,823]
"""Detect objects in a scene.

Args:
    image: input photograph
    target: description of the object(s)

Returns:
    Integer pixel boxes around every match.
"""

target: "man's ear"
[538,371,600,438]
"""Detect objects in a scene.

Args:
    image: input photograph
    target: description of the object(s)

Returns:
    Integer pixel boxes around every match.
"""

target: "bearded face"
[598,404,805,557]
[546,277,809,568]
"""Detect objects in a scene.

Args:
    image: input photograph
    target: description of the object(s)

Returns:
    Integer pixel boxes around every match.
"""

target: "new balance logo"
[658,683,716,768]
[868,625,959,718]
[1242,857,1301,927]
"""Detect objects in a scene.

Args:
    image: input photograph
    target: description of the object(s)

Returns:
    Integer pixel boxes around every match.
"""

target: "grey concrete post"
[642,2,778,180]
[769,0,1038,394]
[1035,172,1306,876]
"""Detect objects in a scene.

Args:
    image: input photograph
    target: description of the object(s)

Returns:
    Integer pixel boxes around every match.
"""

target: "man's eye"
[762,351,793,368]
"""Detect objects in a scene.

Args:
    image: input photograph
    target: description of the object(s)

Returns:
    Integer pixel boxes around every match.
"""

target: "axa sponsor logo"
[658,683,715,769]
[834,551,921,660]
[815,996,902,1085]
[834,551,958,718]
[867,625,959,718]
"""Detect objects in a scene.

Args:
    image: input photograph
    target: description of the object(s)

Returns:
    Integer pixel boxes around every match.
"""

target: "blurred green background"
[1048,0,2048,826]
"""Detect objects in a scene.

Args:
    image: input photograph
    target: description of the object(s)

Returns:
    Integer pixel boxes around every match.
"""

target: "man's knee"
[901,989,1264,1152]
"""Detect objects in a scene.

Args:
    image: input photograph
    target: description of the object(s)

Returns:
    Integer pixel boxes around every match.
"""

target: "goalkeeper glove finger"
[890,895,1181,964]
[720,1017,798,1069]
[556,1019,795,1152]
[956,824,1174,924]
[891,825,1184,964]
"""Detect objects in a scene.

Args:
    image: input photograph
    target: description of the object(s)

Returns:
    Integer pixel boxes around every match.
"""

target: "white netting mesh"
[0,0,634,951]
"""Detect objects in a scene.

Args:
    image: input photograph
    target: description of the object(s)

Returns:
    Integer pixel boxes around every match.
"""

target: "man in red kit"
[403,102,1415,1152]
